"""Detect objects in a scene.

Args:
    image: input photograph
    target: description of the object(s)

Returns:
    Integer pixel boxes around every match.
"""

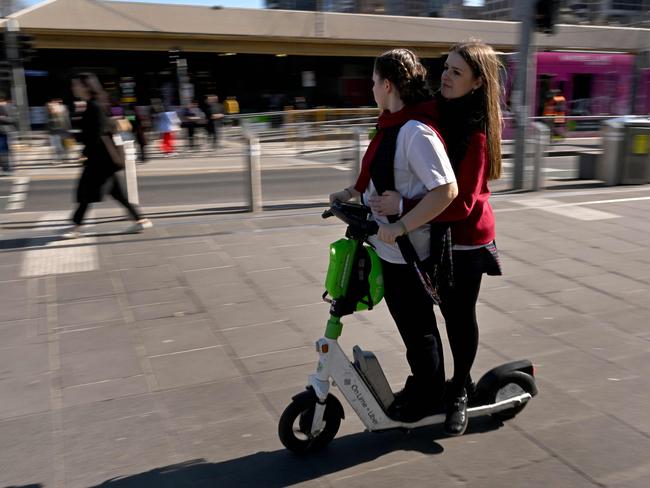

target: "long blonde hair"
[449,41,503,180]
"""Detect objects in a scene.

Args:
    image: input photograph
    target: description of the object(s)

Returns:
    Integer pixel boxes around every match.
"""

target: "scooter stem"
[325,315,343,339]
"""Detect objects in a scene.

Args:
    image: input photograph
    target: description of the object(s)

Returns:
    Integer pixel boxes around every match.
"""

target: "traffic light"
[535,0,559,34]
[17,34,36,63]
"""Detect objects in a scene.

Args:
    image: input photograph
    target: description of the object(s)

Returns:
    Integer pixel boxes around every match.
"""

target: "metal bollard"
[531,122,549,191]
[123,138,139,204]
[246,135,263,213]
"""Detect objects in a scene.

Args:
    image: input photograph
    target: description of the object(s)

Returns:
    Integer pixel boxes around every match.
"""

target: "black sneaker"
[444,391,468,436]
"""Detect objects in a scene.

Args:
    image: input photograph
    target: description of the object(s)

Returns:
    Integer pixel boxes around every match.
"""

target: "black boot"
[389,376,443,423]
[444,389,468,436]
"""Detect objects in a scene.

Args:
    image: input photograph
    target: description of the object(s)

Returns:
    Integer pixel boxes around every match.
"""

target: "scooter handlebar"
[323,201,378,236]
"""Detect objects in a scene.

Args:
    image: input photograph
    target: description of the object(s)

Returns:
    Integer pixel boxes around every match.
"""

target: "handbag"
[101,133,125,170]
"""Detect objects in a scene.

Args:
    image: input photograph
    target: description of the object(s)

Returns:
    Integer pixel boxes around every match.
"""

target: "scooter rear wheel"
[278,390,342,454]
[490,371,536,421]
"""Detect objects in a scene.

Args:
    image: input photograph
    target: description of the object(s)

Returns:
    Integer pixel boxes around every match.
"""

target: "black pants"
[381,258,445,402]
[207,122,220,148]
[439,253,483,397]
[187,123,196,149]
[73,176,141,225]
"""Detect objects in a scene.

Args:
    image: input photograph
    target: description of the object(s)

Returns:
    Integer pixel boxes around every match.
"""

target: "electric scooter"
[278,201,538,454]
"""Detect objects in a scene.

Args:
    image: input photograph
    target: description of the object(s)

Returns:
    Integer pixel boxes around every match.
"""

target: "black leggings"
[381,258,445,401]
[439,264,483,396]
[73,176,141,225]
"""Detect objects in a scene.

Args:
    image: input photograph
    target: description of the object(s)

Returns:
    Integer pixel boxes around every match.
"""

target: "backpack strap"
[369,123,443,304]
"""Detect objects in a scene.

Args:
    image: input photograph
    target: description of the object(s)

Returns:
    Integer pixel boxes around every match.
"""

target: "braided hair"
[374,49,432,106]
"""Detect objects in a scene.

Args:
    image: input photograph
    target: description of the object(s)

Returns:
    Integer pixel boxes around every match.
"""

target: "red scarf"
[353,99,442,193]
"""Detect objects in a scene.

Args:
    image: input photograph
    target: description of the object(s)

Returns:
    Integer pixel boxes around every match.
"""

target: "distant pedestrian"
[132,105,150,163]
[47,98,72,164]
[157,108,181,157]
[62,73,152,239]
[181,101,205,151]
[0,96,17,175]
[204,95,224,149]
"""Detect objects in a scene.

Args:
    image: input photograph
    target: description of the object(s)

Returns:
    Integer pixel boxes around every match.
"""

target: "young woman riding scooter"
[329,48,458,424]
[367,40,504,436]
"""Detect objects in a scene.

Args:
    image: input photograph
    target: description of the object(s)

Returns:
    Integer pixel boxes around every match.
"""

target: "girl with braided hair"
[330,48,458,422]
[368,41,504,436]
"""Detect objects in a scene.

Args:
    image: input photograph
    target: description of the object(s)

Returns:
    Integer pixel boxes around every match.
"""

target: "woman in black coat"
[63,73,151,239]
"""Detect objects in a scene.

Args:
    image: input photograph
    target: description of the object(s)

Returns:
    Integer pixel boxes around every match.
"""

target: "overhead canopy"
[3,0,649,57]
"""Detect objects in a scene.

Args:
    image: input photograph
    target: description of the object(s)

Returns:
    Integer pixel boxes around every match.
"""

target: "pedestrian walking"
[157,107,180,157]
[132,105,150,163]
[181,101,205,151]
[47,98,72,164]
[204,95,224,149]
[0,96,17,175]
[62,73,152,239]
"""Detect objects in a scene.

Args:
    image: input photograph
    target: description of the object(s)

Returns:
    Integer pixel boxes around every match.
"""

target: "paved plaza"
[1,183,650,487]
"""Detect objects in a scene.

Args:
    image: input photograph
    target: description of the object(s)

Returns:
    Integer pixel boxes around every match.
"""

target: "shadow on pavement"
[93,418,502,488]
[0,236,58,250]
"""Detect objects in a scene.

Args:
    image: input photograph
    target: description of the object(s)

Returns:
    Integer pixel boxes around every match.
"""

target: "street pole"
[246,135,262,213]
[5,19,30,133]
[512,0,535,190]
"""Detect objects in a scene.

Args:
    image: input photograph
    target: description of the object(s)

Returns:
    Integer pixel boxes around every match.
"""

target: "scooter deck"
[370,392,533,431]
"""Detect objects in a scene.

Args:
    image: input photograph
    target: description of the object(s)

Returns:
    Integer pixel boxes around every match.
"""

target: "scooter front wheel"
[278,389,343,454]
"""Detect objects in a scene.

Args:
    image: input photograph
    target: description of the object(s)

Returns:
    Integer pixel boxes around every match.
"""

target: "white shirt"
[363,120,456,264]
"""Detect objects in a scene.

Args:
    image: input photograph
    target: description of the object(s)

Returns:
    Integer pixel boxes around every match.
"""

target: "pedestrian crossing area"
[19,212,99,278]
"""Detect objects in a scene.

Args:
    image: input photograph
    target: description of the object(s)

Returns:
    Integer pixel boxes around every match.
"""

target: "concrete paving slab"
[0,317,43,347]
[61,374,150,409]
[109,251,163,269]
[0,278,30,301]
[468,457,595,488]
[62,407,175,488]
[0,374,51,419]
[238,345,315,375]
[133,312,213,331]
[0,342,50,379]
[115,265,182,293]
[56,296,124,327]
[181,265,241,286]
[0,298,36,322]
[60,346,142,388]
[262,282,328,309]
[130,299,202,322]
[169,252,232,272]
[139,320,220,357]
[208,300,283,329]
[0,413,56,488]
[58,324,133,355]
[191,281,259,307]
[55,279,115,302]
[557,325,650,361]
[532,414,650,484]
[124,286,192,307]
[155,240,215,258]
[221,320,308,358]
[148,346,240,390]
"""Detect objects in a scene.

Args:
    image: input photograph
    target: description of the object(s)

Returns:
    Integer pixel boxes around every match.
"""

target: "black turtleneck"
[435,90,485,170]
